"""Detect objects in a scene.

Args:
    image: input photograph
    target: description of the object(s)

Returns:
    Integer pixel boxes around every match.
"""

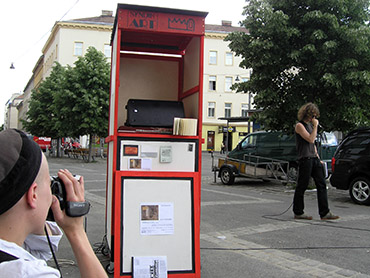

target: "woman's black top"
[295,121,316,160]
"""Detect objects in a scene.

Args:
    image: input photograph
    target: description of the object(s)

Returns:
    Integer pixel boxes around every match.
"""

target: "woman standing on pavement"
[293,103,339,220]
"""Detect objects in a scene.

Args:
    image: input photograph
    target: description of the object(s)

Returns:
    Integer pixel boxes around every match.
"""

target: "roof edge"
[117,3,208,17]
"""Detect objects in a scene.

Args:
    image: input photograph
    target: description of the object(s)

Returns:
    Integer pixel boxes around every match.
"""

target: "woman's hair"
[297,102,320,121]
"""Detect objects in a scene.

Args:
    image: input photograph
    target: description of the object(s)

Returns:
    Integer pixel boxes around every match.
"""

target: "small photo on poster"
[123,145,139,156]
[129,158,142,169]
[141,205,159,221]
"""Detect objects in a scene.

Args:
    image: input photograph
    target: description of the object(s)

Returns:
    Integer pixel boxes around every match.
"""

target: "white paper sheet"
[140,203,174,235]
[133,256,167,278]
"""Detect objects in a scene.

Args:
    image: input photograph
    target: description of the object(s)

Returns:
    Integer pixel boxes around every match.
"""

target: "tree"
[23,62,65,138]
[227,0,370,133]
[56,46,110,161]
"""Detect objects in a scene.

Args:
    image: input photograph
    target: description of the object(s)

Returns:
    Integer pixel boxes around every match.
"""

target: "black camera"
[47,175,90,221]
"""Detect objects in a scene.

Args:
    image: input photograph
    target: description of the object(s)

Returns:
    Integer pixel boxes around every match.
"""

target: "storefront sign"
[219,126,236,133]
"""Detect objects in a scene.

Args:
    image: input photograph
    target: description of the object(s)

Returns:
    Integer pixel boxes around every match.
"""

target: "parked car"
[217,130,337,185]
[330,127,370,205]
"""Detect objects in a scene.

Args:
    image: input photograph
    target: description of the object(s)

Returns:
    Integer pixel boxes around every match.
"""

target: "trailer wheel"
[288,164,298,182]
[220,167,235,185]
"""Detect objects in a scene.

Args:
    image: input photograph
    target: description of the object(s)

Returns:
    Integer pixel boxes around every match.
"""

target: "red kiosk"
[105,4,207,277]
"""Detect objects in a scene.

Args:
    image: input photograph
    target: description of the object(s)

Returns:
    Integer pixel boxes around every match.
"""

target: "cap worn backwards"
[0,129,42,215]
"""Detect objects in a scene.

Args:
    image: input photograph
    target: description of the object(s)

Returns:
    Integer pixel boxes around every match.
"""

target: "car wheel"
[220,167,235,185]
[349,176,370,205]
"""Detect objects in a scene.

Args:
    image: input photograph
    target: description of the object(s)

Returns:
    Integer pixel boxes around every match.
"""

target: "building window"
[208,102,215,118]
[74,42,83,56]
[104,44,111,58]
[225,77,233,92]
[209,76,216,91]
[209,51,217,65]
[225,52,233,66]
[241,104,248,117]
[225,103,232,118]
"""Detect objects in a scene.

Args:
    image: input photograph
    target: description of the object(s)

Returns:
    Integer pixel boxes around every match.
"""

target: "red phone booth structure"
[105,4,207,277]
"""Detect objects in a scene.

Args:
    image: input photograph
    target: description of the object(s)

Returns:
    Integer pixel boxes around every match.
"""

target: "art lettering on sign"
[126,10,197,32]
[128,10,158,30]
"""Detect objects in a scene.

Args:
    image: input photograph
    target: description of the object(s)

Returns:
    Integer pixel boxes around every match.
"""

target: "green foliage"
[23,62,65,137]
[24,47,110,140]
[56,47,110,138]
[227,0,370,133]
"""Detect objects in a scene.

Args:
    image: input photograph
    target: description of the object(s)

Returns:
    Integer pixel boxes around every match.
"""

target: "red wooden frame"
[106,4,207,278]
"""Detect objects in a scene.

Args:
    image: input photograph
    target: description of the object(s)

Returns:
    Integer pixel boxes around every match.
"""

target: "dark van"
[218,131,337,185]
[229,131,337,166]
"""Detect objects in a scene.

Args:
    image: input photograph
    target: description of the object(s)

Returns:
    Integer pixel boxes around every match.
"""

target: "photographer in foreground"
[0,129,107,278]
[293,103,339,221]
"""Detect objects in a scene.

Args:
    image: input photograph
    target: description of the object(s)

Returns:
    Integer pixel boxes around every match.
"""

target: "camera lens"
[47,176,67,221]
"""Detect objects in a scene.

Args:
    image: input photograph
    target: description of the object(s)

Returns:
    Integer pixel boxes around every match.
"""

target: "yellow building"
[202,21,252,152]
[42,10,114,79]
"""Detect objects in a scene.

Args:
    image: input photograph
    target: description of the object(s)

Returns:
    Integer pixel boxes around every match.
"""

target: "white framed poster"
[121,178,193,274]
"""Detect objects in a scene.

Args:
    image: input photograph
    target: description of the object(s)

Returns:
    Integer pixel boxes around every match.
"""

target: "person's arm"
[24,222,62,261]
[51,169,108,278]
[295,119,318,144]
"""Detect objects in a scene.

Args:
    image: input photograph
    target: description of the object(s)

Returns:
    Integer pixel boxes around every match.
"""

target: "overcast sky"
[0,0,246,126]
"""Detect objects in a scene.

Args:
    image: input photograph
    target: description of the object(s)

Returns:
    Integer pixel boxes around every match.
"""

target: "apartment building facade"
[14,10,114,130]
[202,21,252,152]
[4,93,23,129]
[42,10,114,79]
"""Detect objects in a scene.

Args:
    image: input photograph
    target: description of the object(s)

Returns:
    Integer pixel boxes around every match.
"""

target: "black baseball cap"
[0,129,42,215]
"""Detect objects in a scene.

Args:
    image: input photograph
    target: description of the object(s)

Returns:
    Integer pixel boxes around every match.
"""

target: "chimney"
[102,10,113,17]
[222,20,232,27]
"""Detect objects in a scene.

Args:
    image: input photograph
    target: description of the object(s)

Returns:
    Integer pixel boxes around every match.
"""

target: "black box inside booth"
[125,99,185,127]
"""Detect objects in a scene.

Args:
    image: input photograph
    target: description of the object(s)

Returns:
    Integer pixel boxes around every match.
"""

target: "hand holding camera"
[48,169,90,223]
[48,169,108,278]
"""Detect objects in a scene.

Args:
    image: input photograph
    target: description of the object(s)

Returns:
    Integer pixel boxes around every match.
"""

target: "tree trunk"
[57,137,62,157]
[88,134,93,163]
